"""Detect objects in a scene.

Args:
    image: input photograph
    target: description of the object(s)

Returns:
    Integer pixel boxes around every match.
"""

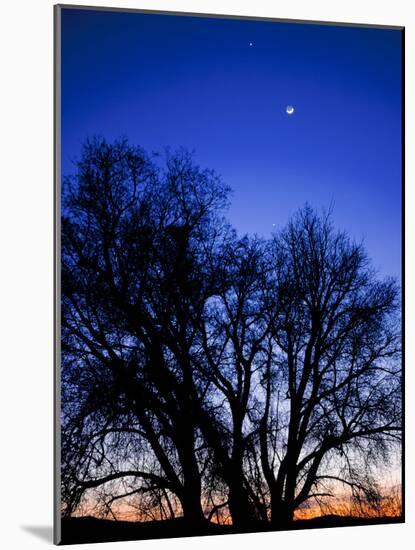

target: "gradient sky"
[61,7,402,280]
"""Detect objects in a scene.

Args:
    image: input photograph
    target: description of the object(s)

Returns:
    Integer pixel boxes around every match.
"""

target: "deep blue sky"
[61,8,402,280]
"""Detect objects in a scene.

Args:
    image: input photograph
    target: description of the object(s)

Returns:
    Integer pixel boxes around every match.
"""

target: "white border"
[0,1,412,548]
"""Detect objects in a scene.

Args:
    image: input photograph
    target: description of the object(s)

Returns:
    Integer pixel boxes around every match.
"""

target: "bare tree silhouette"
[61,138,231,524]
[259,207,401,526]
[195,235,272,524]
[61,139,401,534]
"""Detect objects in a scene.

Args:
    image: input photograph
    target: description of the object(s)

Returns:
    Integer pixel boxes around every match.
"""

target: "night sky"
[61,7,402,280]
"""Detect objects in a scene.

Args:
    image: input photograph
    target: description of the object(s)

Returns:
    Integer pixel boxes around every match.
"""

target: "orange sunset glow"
[72,483,402,525]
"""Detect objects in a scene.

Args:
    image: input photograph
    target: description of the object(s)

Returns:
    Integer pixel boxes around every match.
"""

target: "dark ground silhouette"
[60,515,403,545]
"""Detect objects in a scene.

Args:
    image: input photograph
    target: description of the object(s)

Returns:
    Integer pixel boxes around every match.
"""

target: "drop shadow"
[21,525,53,543]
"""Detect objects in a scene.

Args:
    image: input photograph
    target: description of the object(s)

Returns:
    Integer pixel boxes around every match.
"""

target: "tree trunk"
[270,496,294,527]
[178,452,205,523]
[175,405,205,524]
[180,488,206,523]
[228,477,256,527]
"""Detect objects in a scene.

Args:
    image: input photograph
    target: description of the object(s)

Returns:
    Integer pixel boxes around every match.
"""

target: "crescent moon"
[286,105,294,115]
